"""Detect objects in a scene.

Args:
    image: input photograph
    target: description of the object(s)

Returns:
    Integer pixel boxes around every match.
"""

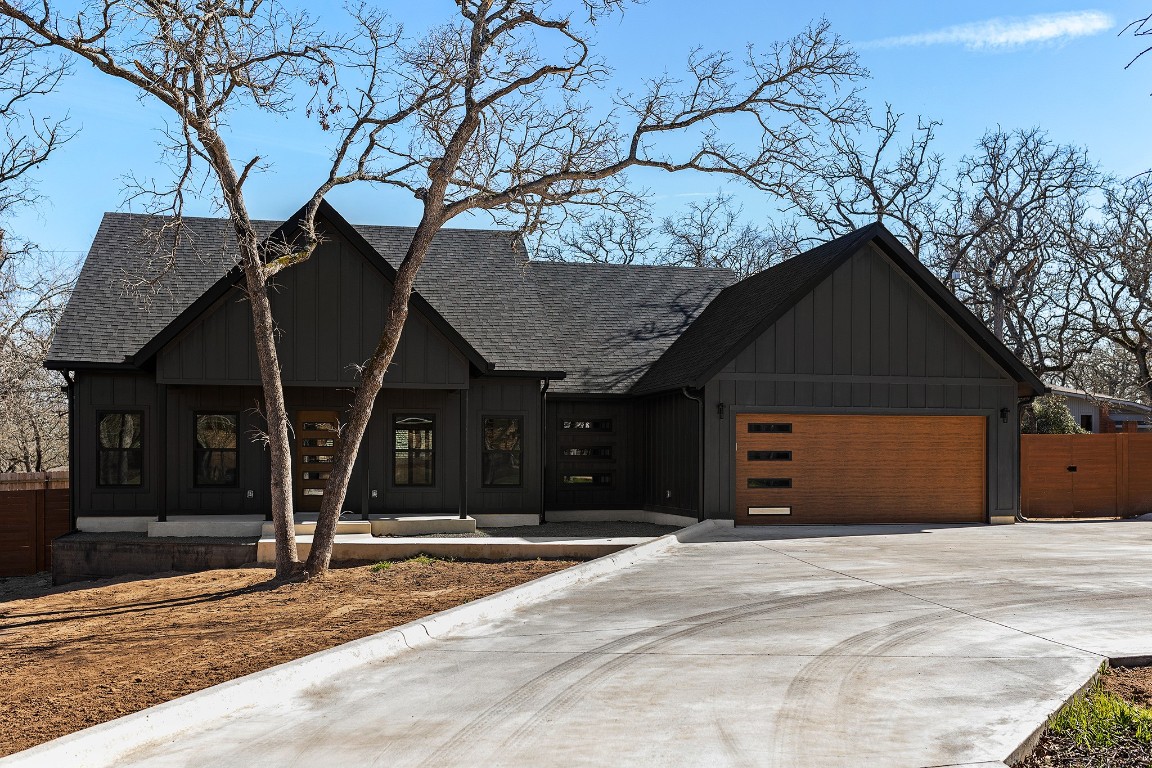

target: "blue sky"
[10,1,1152,260]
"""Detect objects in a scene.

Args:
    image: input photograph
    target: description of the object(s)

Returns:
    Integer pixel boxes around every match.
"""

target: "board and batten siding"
[75,372,161,516]
[702,243,1020,521]
[635,391,699,517]
[155,223,469,389]
[545,398,637,510]
[467,379,543,515]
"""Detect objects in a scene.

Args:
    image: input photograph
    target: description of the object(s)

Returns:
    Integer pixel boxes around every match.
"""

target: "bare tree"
[653,192,784,277]
[0,250,72,471]
[288,4,866,574]
[1124,11,1152,85]
[1062,341,1149,404]
[0,19,70,473]
[931,128,1098,376]
[0,0,421,578]
[779,105,943,260]
[4,0,867,576]
[540,192,789,277]
[1071,175,1152,402]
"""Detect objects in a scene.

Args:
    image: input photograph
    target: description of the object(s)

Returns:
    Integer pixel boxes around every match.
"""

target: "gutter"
[681,387,706,522]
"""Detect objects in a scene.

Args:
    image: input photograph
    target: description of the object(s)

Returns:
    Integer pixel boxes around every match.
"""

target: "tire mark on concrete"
[417,588,870,766]
[489,589,898,761]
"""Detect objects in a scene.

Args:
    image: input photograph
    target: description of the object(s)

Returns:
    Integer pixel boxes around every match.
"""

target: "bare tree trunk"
[304,215,440,575]
[1135,346,1152,405]
[241,262,299,577]
[991,288,1006,342]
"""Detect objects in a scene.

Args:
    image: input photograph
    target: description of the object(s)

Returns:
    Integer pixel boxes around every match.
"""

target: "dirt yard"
[0,559,576,757]
[1021,665,1152,768]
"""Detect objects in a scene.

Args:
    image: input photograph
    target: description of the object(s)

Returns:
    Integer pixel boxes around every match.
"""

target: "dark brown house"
[46,203,1045,533]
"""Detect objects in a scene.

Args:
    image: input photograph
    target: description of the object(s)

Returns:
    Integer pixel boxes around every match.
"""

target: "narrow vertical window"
[394,414,434,486]
[194,414,238,487]
[97,411,143,486]
[482,416,523,487]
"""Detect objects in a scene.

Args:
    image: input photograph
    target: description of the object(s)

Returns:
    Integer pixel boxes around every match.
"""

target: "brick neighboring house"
[1050,385,1152,433]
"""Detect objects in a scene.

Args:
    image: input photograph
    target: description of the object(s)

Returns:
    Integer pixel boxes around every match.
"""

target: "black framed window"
[394,414,434,486]
[562,473,612,486]
[482,416,523,487]
[97,411,143,486]
[561,446,613,459]
[194,413,238,487]
[748,422,792,433]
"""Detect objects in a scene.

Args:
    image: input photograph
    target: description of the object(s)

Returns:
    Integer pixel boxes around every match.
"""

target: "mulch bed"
[1020,666,1152,768]
[0,559,575,757]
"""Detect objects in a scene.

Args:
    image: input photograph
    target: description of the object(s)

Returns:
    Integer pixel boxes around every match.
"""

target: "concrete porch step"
[259,518,373,537]
[369,515,476,536]
[255,534,653,564]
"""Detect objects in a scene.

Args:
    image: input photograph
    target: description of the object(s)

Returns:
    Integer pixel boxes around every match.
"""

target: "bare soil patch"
[0,559,575,757]
[1021,666,1152,768]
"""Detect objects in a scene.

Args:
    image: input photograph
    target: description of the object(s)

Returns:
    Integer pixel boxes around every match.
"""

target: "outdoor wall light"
[1000,407,1010,423]
[716,402,726,419]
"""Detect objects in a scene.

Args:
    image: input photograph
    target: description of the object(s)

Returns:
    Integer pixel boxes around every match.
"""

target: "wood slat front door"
[734,414,987,525]
[295,410,340,512]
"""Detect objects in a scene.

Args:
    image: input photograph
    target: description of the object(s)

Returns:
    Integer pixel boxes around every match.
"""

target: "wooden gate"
[0,471,71,576]
[1021,434,1152,518]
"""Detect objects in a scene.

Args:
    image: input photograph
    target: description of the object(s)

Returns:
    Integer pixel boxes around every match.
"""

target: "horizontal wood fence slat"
[0,471,70,576]
[1022,435,1152,519]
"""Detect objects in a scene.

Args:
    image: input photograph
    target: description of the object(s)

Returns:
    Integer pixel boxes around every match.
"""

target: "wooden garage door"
[735,414,986,525]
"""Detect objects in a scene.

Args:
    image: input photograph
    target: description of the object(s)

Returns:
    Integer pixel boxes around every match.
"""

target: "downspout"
[62,371,77,533]
[539,378,550,525]
[681,387,705,522]
[1015,394,1038,523]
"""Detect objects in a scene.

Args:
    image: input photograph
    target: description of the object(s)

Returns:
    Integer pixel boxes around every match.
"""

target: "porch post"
[458,388,469,520]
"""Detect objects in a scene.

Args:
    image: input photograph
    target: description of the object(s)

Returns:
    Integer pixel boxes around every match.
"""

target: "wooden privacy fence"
[1021,434,1152,518]
[0,471,70,576]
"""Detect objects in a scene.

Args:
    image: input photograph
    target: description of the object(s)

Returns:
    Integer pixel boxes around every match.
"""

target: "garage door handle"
[1067,465,1078,472]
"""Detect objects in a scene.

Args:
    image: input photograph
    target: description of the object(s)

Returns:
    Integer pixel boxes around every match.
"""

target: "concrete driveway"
[21,520,1152,767]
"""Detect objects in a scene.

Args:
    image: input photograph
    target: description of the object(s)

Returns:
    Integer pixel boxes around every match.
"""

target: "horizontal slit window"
[747,423,792,434]
[301,471,330,481]
[303,455,334,464]
[561,419,612,432]
[302,421,337,431]
[747,478,792,489]
[302,488,324,496]
[302,438,335,447]
[748,450,792,461]
[562,473,612,486]
[561,446,613,458]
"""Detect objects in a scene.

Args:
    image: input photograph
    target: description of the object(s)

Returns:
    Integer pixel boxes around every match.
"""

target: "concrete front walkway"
[23,521,1152,767]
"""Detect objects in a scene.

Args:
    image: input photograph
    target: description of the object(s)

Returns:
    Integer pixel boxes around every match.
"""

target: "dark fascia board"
[44,359,138,371]
[681,223,1046,397]
[131,199,492,373]
[683,224,884,391]
[867,228,1047,398]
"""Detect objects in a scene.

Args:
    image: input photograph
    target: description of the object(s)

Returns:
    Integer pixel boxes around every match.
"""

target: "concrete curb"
[1002,662,1106,767]
[0,520,719,768]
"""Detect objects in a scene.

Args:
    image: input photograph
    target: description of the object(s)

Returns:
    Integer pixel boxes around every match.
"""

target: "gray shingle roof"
[49,212,734,394]
[632,224,882,395]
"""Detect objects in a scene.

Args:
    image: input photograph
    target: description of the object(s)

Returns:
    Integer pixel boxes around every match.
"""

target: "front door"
[295,410,341,512]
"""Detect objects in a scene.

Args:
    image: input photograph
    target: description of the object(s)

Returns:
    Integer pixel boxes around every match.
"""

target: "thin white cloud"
[865,10,1114,51]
